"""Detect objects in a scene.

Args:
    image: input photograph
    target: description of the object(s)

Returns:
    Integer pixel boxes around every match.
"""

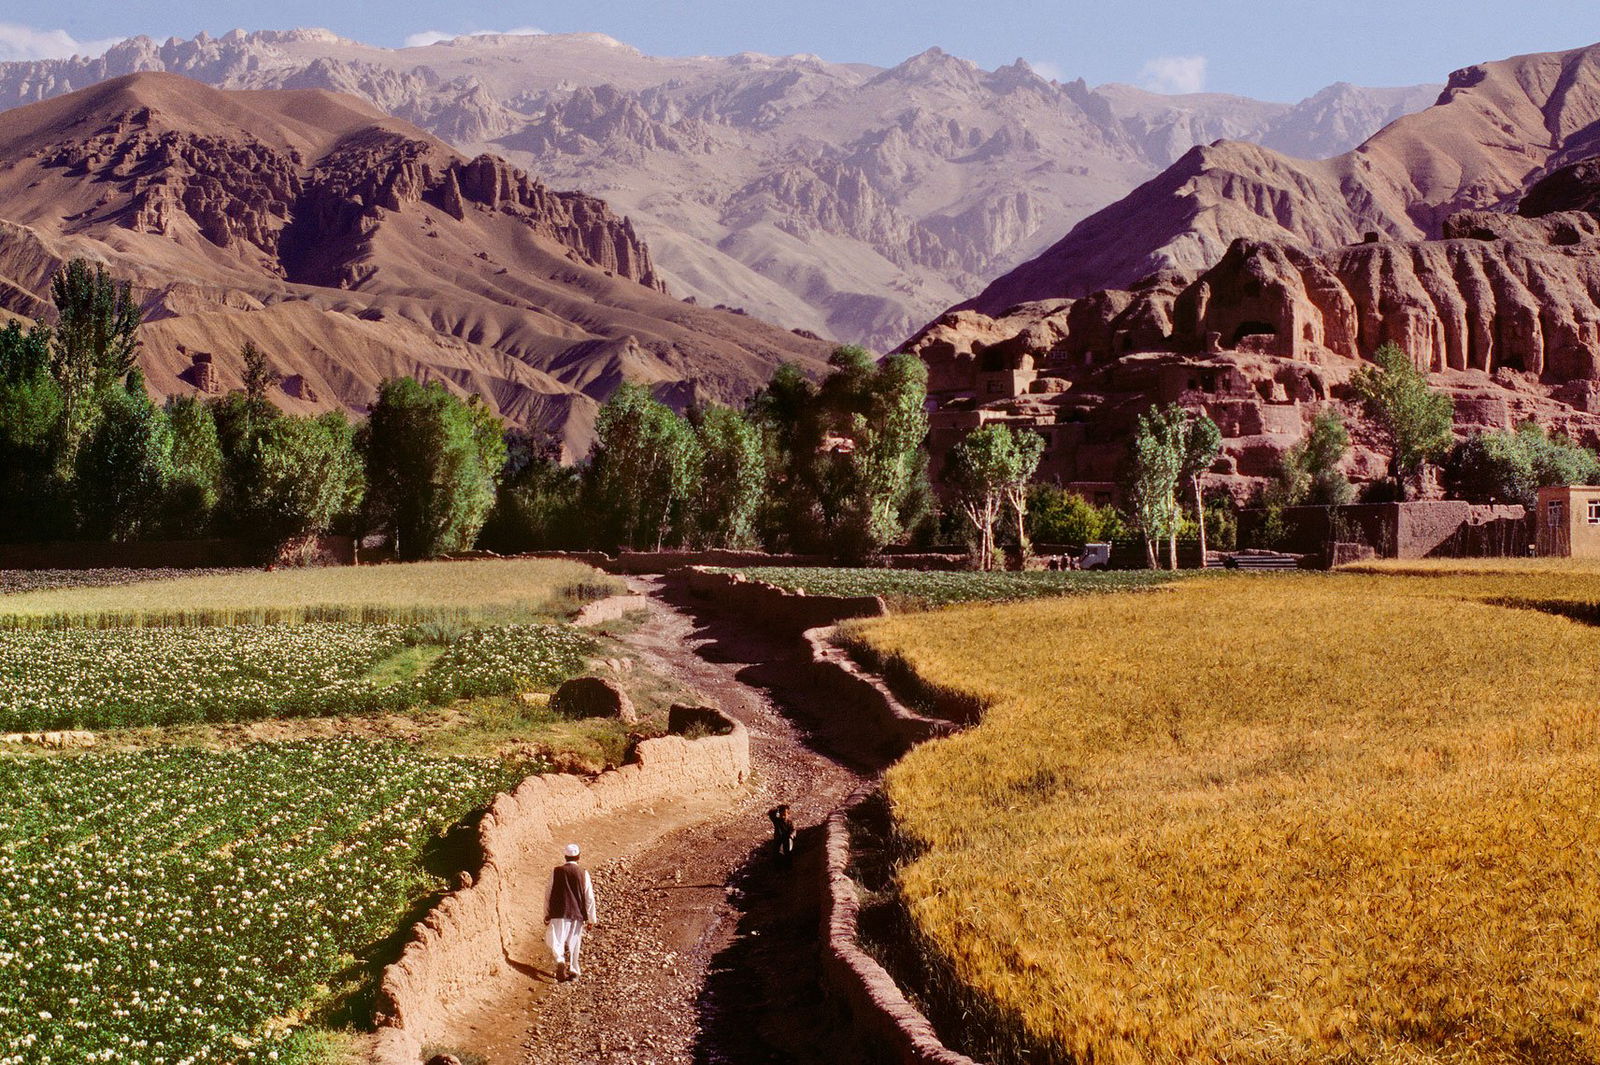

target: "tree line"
[7,263,1590,567]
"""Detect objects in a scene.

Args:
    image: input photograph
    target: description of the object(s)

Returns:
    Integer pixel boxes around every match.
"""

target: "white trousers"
[546,918,587,974]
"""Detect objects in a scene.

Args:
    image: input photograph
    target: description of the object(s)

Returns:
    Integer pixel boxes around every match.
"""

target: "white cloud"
[1028,59,1066,83]
[0,22,123,62]
[403,26,546,48]
[1139,54,1208,95]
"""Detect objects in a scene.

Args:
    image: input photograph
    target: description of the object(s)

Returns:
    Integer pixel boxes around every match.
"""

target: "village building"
[1535,485,1600,557]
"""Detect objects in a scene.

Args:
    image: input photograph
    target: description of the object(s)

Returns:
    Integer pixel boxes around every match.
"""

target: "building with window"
[1535,485,1600,557]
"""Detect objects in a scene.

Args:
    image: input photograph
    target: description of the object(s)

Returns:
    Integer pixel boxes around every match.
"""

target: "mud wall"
[682,567,888,630]
[822,809,982,1065]
[0,535,355,570]
[370,710,749,1064]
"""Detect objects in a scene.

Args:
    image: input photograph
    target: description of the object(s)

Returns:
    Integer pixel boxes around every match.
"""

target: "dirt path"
[434,576,877,1065]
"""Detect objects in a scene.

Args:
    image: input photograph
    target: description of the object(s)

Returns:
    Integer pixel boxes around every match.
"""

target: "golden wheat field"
[0,558,622,627]
[860,567,1600,1065]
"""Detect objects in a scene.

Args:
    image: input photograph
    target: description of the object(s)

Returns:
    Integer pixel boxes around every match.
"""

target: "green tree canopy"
[1027,485,1127,546]
[946,424,1044,570]
[1273,409,1354,507]
[163,395,225,538]
[582,383,702,550]
[231,412,364,546]
[1126,404,1186,569]
[1443,422,1600,507]
[0,322,71,541]
[750,346,929,557]
[1350,342,1453,498]
[49,259,142,461]
[693,405,766,549]
[74,382,171,542]
[365,379,504,559]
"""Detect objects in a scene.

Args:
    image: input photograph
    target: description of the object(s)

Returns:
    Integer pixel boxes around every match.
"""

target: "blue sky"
[4,1,1600,101]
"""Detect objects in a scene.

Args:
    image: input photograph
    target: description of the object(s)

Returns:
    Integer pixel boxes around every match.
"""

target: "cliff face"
[31,102,661,292]
[0,29,1438,350]
[904,183,1600,500]
[0,73,828,453]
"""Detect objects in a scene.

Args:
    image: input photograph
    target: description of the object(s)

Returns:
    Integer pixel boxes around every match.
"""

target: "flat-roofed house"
[1536,485,1600,557]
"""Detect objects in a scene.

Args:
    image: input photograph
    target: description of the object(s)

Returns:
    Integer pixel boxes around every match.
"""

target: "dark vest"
[546,861,590,922]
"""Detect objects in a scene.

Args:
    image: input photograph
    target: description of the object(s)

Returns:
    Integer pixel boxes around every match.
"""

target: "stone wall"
[369,709,749,1064]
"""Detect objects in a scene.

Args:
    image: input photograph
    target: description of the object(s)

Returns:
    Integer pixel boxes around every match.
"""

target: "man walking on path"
[545,843,599,981]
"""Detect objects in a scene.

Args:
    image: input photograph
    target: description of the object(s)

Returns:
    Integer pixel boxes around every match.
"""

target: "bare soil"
[426,576,880,1065]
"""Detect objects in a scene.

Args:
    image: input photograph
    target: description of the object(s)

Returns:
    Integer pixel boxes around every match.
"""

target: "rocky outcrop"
[906,186,1600,500]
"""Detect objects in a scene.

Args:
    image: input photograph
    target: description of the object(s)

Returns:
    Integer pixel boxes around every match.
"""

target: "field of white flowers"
[0,623,594,732]
[0,738,524,1065]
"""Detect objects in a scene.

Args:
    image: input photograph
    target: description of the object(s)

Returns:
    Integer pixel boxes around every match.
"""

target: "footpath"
[424,575,876,1065]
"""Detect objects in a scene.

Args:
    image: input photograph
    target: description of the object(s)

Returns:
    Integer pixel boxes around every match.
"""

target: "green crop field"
[0,558,641,1061]
[729,566,1180,608]
[0,739,523,1065]
[0,622,593,732]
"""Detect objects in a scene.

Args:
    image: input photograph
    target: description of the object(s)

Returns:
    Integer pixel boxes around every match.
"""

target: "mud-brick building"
[1536,485,1600,557]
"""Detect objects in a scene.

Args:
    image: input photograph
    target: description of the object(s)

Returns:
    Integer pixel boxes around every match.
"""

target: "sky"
[3,1,1600,102]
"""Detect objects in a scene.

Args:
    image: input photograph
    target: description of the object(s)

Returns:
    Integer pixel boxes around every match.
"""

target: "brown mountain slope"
[0,30,1437,351]
[0,73,830,452]
[963,42,1600,316]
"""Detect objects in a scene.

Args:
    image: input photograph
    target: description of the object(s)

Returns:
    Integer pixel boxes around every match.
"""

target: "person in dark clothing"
[545,843,599,981]
[767,804,796,868]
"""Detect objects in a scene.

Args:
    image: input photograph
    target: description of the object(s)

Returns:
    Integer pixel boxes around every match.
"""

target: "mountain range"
[0,29,1438,350]
[0,72,829,452]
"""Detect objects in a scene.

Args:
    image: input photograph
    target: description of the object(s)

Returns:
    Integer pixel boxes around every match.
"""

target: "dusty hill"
[0,72,831,452]
[0,29,1436,350]
[963,42,1600,314]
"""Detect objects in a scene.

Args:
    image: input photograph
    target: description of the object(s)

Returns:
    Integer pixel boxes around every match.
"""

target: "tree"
[239,341,279,423]
[1178,413,1222,561]
[1349,342,1453,499]
[837,351,930,558]
[693,405,766,549]
[1443,422,1600,507]
[1126,405,1185,570]
[234,412,365,546]
[582,384,702,550]
[48,259,142,462]
[75,382,171,542]
[946,425,1044,570]
[0,321,69,541]
[479,430,582,552]
[163,395,225,537]
[752,346,930,558]
[1027,484,1127,546]
[1273,409,1354,507]
[365,379,504,559]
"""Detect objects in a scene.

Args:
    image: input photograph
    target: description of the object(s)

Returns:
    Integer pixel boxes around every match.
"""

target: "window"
[1588,500,1600,525]
[1548,500,1565,527]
